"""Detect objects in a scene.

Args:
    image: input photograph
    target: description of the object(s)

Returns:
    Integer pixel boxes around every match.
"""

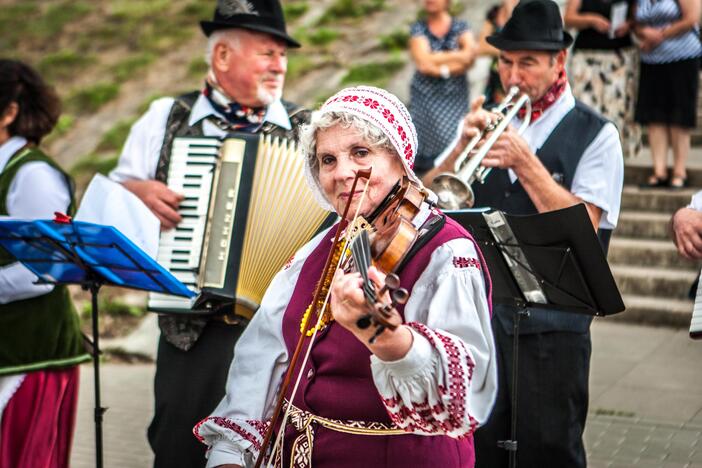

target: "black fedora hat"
[200,0,301,48]
[486,0,573,51]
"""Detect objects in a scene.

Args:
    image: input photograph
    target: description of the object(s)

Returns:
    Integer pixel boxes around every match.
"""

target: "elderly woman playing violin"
[195,86,497,468]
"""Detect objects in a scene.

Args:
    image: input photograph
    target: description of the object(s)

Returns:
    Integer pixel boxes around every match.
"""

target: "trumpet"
[430,86,532,210]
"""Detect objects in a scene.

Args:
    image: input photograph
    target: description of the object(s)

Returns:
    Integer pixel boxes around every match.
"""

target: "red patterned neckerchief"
[517,69,568,123]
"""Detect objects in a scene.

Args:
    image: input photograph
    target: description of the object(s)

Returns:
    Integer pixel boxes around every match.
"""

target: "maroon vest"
[280,216,491,467]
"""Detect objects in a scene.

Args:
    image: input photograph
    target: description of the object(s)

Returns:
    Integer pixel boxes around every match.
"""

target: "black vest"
[474,100,610,335]
[156,91,311,351]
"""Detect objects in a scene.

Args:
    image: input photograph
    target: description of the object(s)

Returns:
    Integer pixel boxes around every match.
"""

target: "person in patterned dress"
[565,0,642,159]
[195,86,497,468]
[408,0,476,175]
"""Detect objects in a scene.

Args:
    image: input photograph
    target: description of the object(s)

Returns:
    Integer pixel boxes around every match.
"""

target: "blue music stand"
[0,216,194,468]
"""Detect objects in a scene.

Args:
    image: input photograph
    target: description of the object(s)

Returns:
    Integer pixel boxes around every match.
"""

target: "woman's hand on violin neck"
[330,267,414,361]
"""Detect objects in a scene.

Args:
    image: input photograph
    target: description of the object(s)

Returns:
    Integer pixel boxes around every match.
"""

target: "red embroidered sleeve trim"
[379,322,478,438]
[193,416,269,452]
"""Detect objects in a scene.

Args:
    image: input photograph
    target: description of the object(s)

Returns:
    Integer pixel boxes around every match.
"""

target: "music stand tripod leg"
[497,304,529,468]
[87,281,107,468]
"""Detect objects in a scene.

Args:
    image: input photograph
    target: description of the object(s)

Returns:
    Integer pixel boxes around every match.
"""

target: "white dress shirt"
[435,86,624,229]
[0,136,71,303]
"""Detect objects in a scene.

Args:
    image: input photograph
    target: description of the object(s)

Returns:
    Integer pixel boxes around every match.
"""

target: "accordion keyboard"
[148,138,222,311]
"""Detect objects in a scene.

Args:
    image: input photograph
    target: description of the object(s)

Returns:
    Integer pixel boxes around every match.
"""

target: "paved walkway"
[70,320,702,467]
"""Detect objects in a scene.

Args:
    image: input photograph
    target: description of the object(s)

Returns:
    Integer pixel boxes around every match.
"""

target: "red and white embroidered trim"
[378,322,478,439]
[453,256,481,270]
[321,86,418,172]
[193,416,269,452]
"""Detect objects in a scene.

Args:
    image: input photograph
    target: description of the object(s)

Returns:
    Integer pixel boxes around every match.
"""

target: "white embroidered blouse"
[196,224,497,467]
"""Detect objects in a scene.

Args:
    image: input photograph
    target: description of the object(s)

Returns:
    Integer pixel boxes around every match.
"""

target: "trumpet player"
[423,1,623,466]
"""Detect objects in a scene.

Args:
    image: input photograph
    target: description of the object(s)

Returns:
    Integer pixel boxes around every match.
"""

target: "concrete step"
[610,264,697,300]
[620,186,697,214]
[608,237,700,271]
[616,211,672,240]
[624,164,702,187]
[605,294,693,328]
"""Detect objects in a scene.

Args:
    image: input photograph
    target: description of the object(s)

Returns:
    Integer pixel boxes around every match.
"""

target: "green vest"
[0,147,90,376]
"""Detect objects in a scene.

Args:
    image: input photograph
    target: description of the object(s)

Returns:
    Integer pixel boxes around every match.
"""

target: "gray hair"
[299,111,397,178]
[205,29,242,68]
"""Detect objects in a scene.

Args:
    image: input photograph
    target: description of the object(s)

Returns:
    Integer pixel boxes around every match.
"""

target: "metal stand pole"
[90,282,106,468]
[497,304,529,468]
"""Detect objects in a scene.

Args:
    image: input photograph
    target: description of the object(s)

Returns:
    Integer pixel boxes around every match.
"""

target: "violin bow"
[255,168,373,468]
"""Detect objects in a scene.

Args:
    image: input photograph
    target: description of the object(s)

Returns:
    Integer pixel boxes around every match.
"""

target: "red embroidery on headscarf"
[324,90,415,167]
[517,69,568,123]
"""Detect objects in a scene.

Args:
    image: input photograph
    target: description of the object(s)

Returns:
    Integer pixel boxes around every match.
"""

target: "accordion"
[148,133,332,320]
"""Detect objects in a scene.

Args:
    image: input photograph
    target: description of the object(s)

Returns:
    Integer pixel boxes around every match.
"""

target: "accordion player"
[148,132,332,320]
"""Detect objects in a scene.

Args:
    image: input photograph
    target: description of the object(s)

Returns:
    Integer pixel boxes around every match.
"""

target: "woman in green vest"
[0,59,89,468]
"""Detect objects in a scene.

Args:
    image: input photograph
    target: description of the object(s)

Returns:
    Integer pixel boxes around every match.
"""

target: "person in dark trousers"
[423,1,624,466]
[108,1,308,466]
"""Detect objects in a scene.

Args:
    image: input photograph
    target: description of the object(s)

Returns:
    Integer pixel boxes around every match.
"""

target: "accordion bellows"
[149,133,332,319]
[234,135,331,317]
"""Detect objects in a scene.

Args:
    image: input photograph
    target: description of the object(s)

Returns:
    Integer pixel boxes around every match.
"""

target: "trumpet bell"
[430,173,475,210]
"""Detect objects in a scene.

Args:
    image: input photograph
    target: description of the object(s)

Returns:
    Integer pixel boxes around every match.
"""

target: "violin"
[347,174,429,343]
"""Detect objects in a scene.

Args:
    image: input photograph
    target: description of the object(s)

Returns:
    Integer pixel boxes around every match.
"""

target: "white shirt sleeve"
[370,237,497,437]
[108,97,175,182]
[1,161,72,303]
[195,231,326,467]
[570,122,624,230]
[689,190,702,211]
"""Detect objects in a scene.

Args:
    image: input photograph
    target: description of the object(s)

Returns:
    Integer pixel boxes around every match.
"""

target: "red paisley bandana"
[518,69,568,122]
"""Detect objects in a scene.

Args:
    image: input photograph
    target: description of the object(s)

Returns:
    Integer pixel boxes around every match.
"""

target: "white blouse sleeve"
[195,230,328,467]
[370,237,497,438]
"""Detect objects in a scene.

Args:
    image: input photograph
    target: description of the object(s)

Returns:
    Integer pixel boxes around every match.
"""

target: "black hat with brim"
[486,0,573,51]
[200,0,301,48]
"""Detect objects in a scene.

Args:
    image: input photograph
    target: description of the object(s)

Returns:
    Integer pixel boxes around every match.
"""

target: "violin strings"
[359,232,376,302]
[364,232,377,301]
[267,168,374,467]
[350,231,377,303]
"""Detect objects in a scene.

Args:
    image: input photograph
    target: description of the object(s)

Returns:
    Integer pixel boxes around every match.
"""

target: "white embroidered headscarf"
[300,86,421,211]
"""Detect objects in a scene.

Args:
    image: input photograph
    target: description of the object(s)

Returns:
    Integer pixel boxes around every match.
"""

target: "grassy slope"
[2,0,421,191]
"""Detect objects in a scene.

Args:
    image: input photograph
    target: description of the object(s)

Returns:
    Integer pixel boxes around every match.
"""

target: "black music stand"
[0,216,195,468]
[447,204,624,468]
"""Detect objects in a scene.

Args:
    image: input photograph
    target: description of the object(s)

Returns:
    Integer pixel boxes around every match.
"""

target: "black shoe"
[639,175,669,188]
[669,176,689,190]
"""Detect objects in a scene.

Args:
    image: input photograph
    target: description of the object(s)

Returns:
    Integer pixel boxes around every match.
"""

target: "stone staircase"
[606,165,701,328]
